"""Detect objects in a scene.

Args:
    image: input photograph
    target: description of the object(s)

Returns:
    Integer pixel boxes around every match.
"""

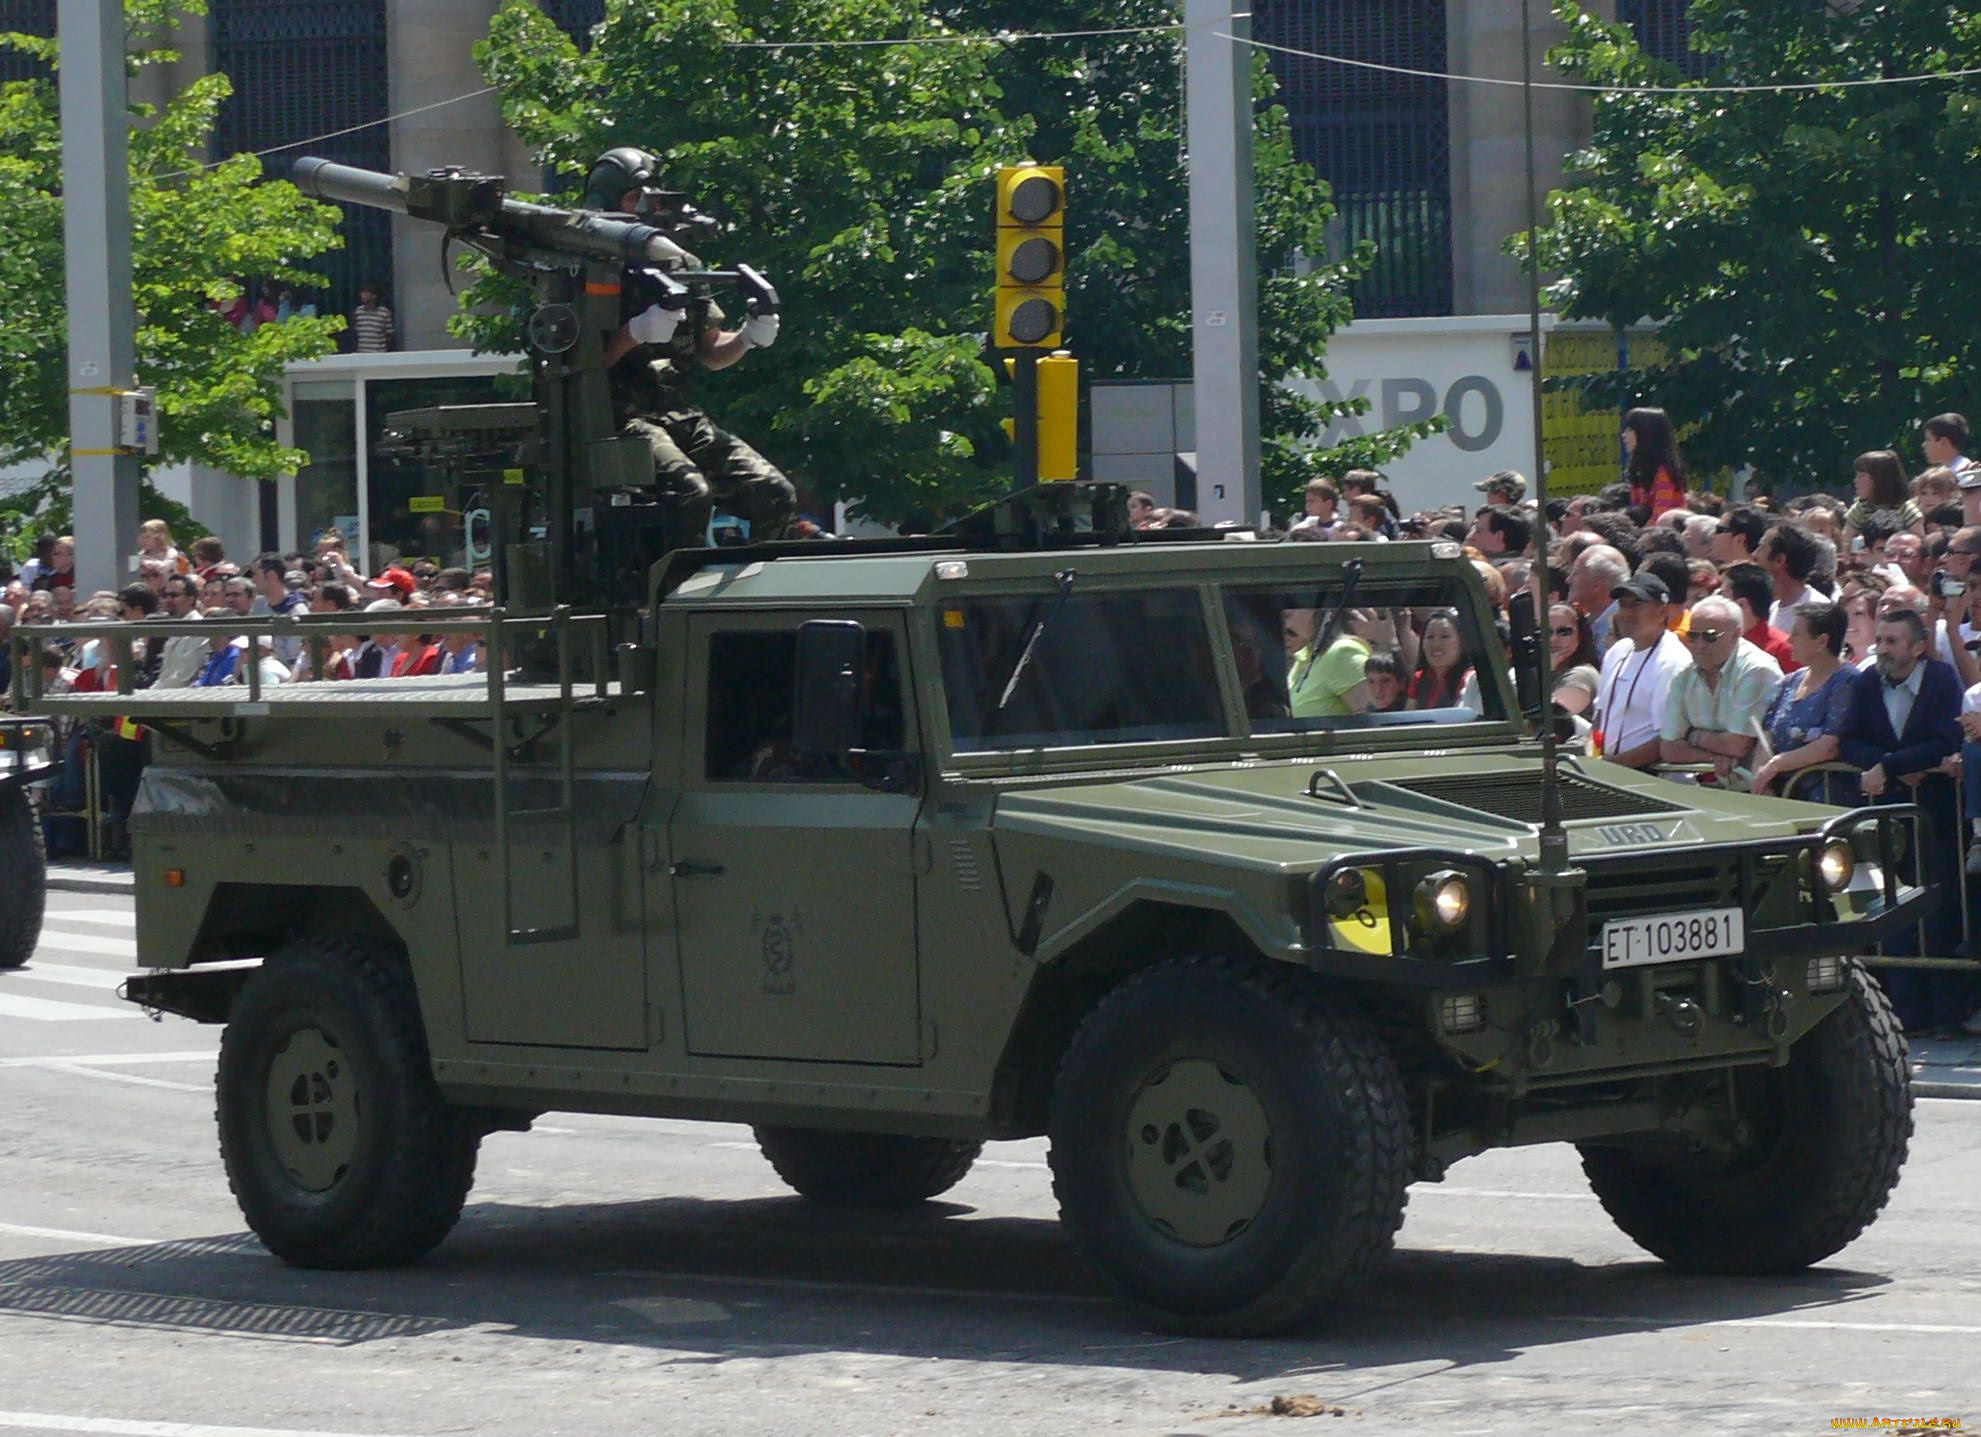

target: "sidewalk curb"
[1915,1080,1981,1100]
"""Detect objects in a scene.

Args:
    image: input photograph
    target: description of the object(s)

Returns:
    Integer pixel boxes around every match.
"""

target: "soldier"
[584,147,796,542]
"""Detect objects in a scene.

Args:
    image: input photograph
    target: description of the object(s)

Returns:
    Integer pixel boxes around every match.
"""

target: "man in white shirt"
[1593,571,1691,769]
[1757,521,1822,631]
[1923,411,1974,483]
[1658,595,1783,785]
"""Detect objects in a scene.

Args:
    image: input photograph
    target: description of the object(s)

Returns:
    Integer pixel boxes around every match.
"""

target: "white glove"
[627,303,681,346]
[740,311,780,350]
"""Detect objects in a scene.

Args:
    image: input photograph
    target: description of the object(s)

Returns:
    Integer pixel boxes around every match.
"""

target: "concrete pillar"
[59,0,141,597]
[1184,0,1261,527]
[1446,2,1601,315]
[385,0,510,350]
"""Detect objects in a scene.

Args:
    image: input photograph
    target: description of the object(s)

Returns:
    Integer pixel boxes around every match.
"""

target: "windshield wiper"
[997,568,1077,711]
[1294,557,1363,697]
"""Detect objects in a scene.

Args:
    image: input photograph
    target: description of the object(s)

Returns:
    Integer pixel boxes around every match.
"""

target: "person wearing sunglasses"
[1656,595,1783,787]
[1548,603,1601,719]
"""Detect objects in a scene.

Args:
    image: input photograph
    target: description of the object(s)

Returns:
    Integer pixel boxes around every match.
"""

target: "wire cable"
[1230,30,1981,96]
[142,15,1981,188]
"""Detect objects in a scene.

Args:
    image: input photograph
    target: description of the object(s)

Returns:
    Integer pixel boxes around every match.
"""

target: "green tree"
[1530,0,1981,487]
[468,0,1435,525]
[0,0,345,557]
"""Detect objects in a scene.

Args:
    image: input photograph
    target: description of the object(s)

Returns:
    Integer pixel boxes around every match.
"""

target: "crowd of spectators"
[1254,407,1981,1037]
[2,522,493,859]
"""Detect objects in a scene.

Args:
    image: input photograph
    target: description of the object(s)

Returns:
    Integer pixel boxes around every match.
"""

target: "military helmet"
[583,147,661,210]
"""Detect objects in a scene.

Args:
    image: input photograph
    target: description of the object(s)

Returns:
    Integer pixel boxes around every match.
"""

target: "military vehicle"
[13,517,1922,1334]
[8,159,1923,1335]
[0,714,56,967]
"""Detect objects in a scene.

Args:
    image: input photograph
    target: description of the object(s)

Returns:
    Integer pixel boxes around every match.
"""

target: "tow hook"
[1732,957,1791,1039]
[1656,991,1703,1039]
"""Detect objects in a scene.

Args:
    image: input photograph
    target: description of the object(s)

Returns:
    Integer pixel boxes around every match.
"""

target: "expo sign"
[1314,375,1505,454]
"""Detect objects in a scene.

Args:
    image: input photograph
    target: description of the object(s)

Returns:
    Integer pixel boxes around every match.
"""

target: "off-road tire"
[753,1126,983,1206]
[1579,963,1911,1274]
[0,784,46,969]
[217,936,481,1268]
[1048,955,1411,1336]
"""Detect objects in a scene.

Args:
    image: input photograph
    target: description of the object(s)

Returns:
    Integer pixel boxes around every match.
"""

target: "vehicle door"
[667,611,925,1064]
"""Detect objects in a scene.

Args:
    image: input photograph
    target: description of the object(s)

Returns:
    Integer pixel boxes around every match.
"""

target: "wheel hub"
[265,1026,359,1192]
[1124,1057,1273,1246]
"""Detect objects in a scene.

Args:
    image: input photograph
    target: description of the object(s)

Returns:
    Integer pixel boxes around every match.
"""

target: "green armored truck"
[9,155,1926,1334]
[16,521,1924,1334]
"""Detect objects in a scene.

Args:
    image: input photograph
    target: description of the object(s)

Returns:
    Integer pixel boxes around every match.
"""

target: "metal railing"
[8,607,618,946]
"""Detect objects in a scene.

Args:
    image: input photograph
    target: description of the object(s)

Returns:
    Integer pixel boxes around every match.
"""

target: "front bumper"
[1304,805,1926,985]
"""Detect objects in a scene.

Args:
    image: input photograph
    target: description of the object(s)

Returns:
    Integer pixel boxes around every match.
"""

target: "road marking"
[42,909,136,927]
[0,1051,212,1069]
[37,1062,208,1094]
[8,962,124,991]
[0,992,141,1022]
[0,1221,156,1249]
[1555,1313,1981,1336]
[28,932,137,959]
[0,1412,421,1437]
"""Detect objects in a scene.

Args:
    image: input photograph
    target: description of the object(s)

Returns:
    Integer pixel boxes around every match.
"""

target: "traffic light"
[995,164,1064,349]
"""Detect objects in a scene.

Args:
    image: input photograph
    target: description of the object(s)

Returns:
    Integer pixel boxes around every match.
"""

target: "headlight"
[1818,839,1855,893]
[1414,869,1470,933]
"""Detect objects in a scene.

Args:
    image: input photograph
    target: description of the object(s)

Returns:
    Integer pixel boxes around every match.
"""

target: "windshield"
[1222,578,1508,733]
[937,588,1225,751]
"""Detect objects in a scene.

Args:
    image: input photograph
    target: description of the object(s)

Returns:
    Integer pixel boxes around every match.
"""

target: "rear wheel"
[1048,956,1411,1336]
[0,785,46,969]
[1580,963,1911,1273]
[753,1126,982,1206]
[217,936,481,1267]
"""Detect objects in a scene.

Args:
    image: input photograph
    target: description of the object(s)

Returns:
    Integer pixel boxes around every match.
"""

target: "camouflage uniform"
[609,291,796,541]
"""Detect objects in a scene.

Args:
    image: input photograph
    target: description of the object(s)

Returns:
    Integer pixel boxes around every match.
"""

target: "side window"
[703,627,905,782]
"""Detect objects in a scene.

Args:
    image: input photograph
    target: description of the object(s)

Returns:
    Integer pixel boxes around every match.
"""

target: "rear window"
[936,588,1224,751]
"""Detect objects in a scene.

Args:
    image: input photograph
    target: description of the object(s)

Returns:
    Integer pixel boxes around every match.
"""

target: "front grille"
[1584,857,1741,924]
[1383,771,1687,825]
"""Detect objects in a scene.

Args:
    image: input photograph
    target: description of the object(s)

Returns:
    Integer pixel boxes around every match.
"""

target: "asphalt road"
[2,892,1977,1436]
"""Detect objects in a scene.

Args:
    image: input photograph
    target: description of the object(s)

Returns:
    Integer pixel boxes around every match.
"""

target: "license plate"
[1599,907,1745,969]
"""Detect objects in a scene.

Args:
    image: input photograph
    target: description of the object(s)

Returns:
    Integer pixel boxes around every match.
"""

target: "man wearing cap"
[365,565,418,601]
[1657,595,1783,786]
[586,146,796,545]
[1474,469,1526,507]
[1592,571,1690,769]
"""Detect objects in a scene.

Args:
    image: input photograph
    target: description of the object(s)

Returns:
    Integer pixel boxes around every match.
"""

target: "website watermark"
[1830,1420,1962,1431]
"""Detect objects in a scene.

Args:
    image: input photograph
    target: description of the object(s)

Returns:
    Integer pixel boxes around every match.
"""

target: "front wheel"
[0,784,46,969]
[1049,956,1411,1336]
[217,937,481,1268]
[1580,963,1912,1273]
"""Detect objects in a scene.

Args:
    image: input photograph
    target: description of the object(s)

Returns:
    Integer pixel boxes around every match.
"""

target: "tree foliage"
[467,0,1435,524]
[0,0,345,555]
[1530,0,1981,487]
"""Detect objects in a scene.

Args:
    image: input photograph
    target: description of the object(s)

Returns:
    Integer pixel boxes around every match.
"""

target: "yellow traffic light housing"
[1036,352,1077,481]
[995,164,1064,349]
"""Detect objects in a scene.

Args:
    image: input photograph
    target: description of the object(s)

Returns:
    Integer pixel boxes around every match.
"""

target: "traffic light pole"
[1010,350,1040,489]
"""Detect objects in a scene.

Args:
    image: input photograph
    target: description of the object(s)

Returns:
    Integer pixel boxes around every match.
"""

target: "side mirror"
[792,619,866,758]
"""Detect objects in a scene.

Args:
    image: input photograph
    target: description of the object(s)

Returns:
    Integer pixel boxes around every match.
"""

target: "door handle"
[669,860,726,879]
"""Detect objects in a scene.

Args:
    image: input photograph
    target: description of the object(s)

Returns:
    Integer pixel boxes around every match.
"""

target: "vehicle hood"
[989,752,1827,872]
